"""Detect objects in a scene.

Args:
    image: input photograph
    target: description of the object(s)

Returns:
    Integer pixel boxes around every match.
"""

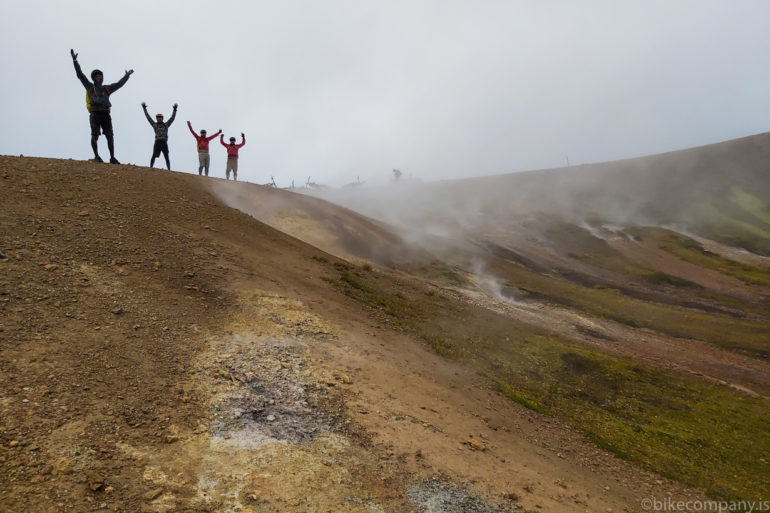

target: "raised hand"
[70,49,78,61]
[241,132,245,138]
[173,103,178,110]
[141,102,147,108]
[126,69,134,75]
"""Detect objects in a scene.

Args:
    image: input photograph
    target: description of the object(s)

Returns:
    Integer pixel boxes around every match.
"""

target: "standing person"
[141,102,177,170]
[220,133,246,181]
[187,122,221,176]
[70,49,133,164]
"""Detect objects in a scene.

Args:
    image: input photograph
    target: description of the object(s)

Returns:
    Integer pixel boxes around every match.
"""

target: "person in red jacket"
[220,133,246,181]
[187,122,222,176]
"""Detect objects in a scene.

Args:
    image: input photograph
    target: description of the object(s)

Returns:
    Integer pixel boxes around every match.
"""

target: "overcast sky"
[2,1,770,187]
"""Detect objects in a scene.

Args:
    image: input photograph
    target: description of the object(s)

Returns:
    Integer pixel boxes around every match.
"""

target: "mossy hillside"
[429,321,770,501]
[689,201,770,257]
[482,256,770,357]
[569,182,770,255]
[324,265,770,501]
[535,218,766,316]
[482,341,769,500]
[627,226,770,287]
[729,187,770,225]
[543,218,656,278]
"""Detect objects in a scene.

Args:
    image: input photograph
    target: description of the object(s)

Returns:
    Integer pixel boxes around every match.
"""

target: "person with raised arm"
[141,102,177,170]
[70,49,133,164]
[220,133,246,181]
[187,122,221,176]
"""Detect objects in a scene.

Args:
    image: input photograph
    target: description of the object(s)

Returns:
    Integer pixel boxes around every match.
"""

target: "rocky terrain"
[1,145,768,513]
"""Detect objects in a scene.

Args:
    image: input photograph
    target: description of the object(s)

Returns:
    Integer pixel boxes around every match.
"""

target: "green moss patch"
[628,226,770,287]
[324,255,770,501]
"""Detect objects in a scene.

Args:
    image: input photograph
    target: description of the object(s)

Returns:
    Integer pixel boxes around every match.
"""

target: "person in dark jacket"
[142,102,177,170]
[70,49,133,164]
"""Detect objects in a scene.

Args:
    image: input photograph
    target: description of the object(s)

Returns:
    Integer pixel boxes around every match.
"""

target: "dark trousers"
[151,140,170,170]
[89,111,114,159]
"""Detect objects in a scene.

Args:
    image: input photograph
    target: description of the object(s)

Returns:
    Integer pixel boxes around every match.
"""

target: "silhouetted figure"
[71,49,133,164]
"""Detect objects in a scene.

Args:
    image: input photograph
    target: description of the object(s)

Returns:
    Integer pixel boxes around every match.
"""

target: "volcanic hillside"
[1,146,768,513]
[215,132,770,502]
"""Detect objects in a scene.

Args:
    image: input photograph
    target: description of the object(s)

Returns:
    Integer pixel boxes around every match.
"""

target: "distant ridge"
[310,131,770,255]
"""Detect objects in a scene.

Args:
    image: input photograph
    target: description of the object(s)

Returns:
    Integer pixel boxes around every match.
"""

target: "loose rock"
[143,488,163,501]
[86,471,105,491]
[466,437,486,451]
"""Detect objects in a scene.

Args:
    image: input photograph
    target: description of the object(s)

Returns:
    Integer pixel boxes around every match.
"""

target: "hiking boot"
[93,156,104,163]
[109,157,120,164]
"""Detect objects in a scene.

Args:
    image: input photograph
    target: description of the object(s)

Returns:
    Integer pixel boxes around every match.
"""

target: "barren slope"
[2,156,723,513]
[206,179,433,268]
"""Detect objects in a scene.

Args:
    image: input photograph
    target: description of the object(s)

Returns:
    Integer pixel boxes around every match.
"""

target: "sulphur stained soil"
[122,288,534,512]
[117,286,713,513]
